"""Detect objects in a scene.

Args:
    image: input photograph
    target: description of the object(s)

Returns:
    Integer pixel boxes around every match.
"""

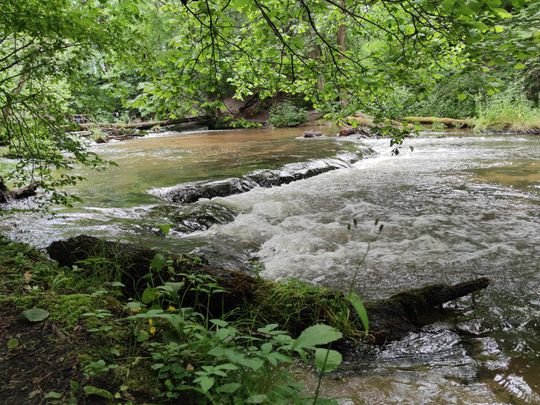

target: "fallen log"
[47,235,490,345]
[77,116,210,131]
[0,178,39,203]
[403,116,473,128]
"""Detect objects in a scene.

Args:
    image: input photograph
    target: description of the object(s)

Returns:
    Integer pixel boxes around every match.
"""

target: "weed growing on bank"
[474,90,540,132]
[268,102,308,128]
[0,236,353,404]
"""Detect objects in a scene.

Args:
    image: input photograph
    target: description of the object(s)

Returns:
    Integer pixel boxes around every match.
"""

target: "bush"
[268,102,308,127]
[409,74,486,119]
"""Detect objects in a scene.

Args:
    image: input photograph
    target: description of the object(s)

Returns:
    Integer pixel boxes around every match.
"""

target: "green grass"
[473,92,540,132]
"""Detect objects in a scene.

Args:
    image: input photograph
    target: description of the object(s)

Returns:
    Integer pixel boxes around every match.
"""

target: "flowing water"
[2,128,539,404]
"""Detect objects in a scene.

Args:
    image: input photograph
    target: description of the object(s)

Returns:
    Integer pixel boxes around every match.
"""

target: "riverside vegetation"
[0,235,350,404]
[1,223,491,403]
[1,0,539,205]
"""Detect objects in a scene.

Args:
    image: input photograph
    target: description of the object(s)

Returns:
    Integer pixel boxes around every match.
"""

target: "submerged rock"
[148,203,238,235]
[303,130,323,138]
[162,178,256,204]
[150,150,368,204]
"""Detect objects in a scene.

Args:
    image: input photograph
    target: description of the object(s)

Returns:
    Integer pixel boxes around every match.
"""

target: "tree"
[1,0,538,205]
[0,0,135,205]
[132,0,536,118]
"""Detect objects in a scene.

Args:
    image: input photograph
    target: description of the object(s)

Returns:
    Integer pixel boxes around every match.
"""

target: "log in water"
[47,235,489,345]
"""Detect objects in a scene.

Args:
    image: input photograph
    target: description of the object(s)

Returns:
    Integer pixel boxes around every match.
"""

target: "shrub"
[268,102,308,127]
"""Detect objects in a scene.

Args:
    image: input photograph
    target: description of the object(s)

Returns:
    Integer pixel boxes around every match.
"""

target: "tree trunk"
[76,116,209,131]
[337,0,348,107]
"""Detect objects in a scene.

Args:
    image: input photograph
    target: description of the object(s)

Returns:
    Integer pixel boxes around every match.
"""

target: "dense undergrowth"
[0,236,357,404]
[473,90,540,133]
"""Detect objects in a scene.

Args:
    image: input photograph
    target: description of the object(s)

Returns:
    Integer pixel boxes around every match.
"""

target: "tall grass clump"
[474,90,540,132]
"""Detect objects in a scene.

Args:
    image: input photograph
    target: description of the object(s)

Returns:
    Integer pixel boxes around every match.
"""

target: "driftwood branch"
[47,236,489,344]
[0,178,39,203]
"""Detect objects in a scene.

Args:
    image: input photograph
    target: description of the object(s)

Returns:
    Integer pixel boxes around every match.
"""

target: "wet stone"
[150,151,365,204]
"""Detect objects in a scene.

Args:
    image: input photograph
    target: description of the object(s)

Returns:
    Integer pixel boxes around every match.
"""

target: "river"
[2,128,539,403]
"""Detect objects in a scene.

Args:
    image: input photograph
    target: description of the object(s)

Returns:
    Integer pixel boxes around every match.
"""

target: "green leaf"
[247,394,268,403]
[197,376,215,392]
[7,338,19,349]
[346,292,369,336]
[314,348,343,373]
[19,308,50,323]
[157,224,172,236]
[441,0,454,11]
[141,287,159,304]
[514,62,526,70]
[210,319,229,327]
[492,8,512,18]
[150,253,167,272]
[44,391,63,399]
[261,342,273,354]
[216,383,241,393]
[83,385,113,399]
[292,324,343,350]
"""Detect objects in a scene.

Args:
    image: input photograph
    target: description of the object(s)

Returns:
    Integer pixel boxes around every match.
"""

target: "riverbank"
[0,233,489,404]
[0,235,321,404]
[1,131,539,403]
[72,111,540,146]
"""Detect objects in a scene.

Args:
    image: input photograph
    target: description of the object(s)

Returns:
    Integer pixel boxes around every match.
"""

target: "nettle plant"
[123,251,342,404]
[125,254,345,404]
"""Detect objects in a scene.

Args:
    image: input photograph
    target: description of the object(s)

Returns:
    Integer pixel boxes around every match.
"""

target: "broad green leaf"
[261,342,273,354]
[217,383,241,393]
[492,8,512,18]
[19,308,50,323]
[314,348,343,373]
[247,394,268,404]
[514,62,526,70]
[150,253,166,272]
[197,376,214,392]
[211,319,229,327]
[141,287,159,304]
[292,324,343,350]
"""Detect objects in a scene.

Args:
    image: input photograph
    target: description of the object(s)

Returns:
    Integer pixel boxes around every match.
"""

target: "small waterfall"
[149,149,372,203]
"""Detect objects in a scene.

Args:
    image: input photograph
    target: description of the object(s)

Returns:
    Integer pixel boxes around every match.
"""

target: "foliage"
[268,102,308,127]
[0,0,135,205]
[0,236,350,403]
[0,0,538,205]
[474,89,540,132]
